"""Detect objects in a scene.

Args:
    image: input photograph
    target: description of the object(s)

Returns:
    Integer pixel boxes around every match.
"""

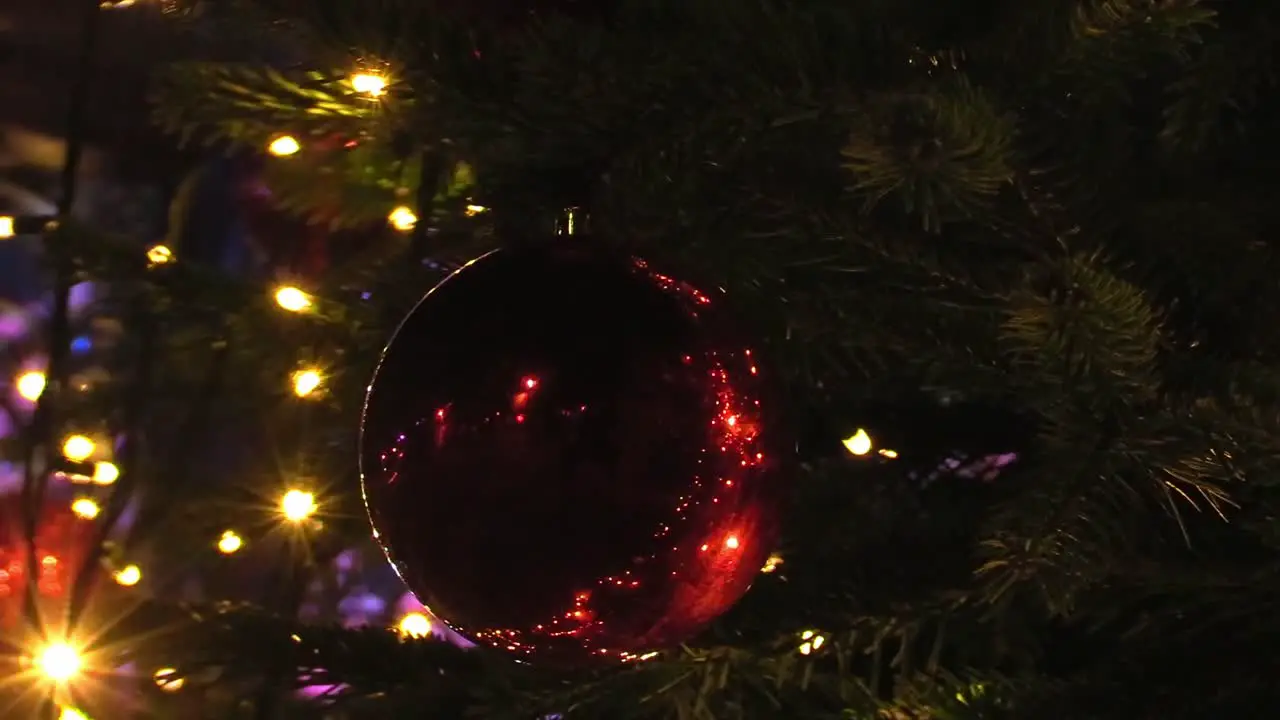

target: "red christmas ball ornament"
[360,246,787,665]
[0,493,98,630]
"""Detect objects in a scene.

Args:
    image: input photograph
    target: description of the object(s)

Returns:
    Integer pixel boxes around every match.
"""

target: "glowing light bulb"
[146,244,173,266]
[842,428,872,456]
[465,204,487,216]
[398,612,431,638]
[267,135,301,157]
[388,206,417,232]
[0,216,13,238]
[37,642,81,682]
[62,435,95,462]
[154,667,184,691]
[724,535,740,550]
[59,708,90,720]
[16,370,46,401]
[71,497,100,519]
[92,461,119,485]
[281,489,317,522]
[798,629,826,655]
[292,369,323,397]
[760,553,784,573]
[217,530,243,554]
[114,564,142,586]
[350,71,387,97]
[274,286,312,312]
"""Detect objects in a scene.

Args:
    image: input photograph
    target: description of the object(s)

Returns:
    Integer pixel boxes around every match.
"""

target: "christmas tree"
[4,0,1280,717]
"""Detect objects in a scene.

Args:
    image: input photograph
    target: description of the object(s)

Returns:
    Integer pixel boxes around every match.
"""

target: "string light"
[397,612,431,638]
[267,135,301,157]
[71,497,100,520]
[114,564,142,587]
[274,286,312,312]
[760,553,784,573]
[146,244,173,266]
[842,428,872,456]
[350,71,388,97]
[16,369,46,401]
[798,629,826,655]
[92,461,119,485]
[154,667,184,692]
[63,435,95,462]
[292,369,323,397]
[388,206,417,232]
[280,489,317,523]
[0,215,13,239]
[36,642,82,682]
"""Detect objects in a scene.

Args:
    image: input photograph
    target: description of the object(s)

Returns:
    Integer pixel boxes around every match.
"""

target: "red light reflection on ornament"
[362,253,786,665]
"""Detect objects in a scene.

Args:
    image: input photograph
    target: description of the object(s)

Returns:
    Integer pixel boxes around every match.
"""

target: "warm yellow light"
[146,244,174,266]
[798,629,826,655]
[16,370,46,401]
[63,435,95,462]
[465,204,487,216]
[760,553,784,573]
[388,206,417,232]
[268,135,301,157]
[274,286,312,312]
[281,489,317,522]
[37,642,81,682]
[842,428,872,456]
[59,708,90,720]
[92,461,119,485]
[398,612,432,638]
[292,369,323,397]
[878,448,898,459]
[154,667,184,691]
[114,564,142,586]
[71,497,100,520]
[0,216,13,239]
[217,530,243,554]
[350,71,388,97]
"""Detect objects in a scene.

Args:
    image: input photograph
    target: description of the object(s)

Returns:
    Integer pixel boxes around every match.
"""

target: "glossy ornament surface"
[360,246,786,665]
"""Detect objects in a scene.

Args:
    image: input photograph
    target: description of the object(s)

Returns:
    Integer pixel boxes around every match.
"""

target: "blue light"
[71,336,92,354]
